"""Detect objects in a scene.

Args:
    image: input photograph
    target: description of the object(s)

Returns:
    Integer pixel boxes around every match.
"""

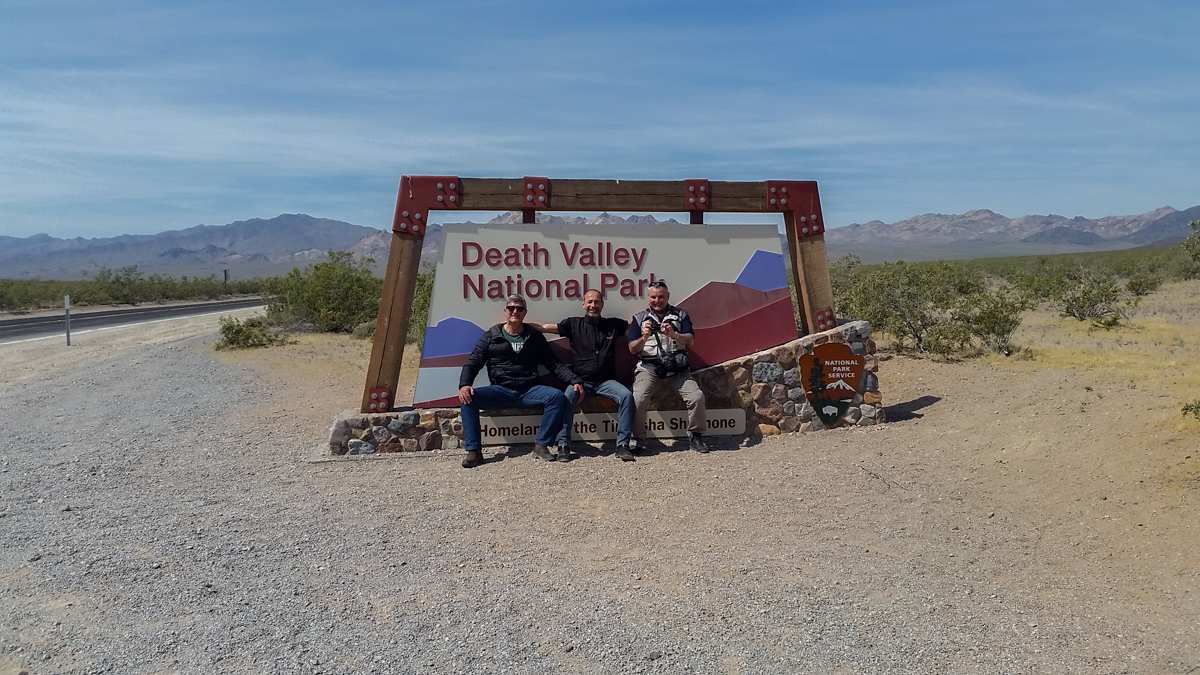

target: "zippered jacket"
[459,324,582,391]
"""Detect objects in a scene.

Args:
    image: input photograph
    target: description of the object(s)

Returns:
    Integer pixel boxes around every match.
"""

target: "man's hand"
[573,383,585,399]
[458,386,474,404]
[641,320,654,339]
[661,322,677,339]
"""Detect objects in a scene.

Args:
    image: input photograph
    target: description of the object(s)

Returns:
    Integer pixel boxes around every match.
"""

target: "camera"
[644,315,679,335]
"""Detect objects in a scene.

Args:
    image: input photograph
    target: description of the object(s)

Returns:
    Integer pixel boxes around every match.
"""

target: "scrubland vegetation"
[0,266,264,312]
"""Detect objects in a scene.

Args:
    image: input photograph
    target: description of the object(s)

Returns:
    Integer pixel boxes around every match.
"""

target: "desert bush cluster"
[833,256,1031,355]
[213,316,293,350]
[256,250,435,347]
[0,265,263,312]
[833,235,1200,356]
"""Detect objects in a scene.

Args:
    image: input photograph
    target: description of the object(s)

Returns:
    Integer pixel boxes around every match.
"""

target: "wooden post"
[361,230,423,412]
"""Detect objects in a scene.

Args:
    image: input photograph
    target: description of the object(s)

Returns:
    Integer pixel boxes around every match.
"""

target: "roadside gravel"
[1,316,1197,674]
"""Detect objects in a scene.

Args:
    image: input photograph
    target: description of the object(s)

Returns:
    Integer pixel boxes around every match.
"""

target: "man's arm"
[458,332,491,402]
[525,321,558,334]
[531,332,582,385]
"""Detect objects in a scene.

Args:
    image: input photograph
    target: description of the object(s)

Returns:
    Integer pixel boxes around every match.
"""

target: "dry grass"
[986,280,1200,431]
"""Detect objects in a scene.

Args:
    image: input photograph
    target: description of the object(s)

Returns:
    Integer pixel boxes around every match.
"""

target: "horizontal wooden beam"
[456,178,818,214]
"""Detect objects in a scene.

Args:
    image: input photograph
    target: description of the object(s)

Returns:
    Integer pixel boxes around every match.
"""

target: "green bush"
[352,320,376,341]
[1182,399,1200,421]
[263,251,383,333]
[844,261,984,354]
[1124,272,1162,297]
[214,316,291,350]
[1183,220,1200,265]
[957,286,1033,353]
[1052,268,1127,325]
[407,268,436,346]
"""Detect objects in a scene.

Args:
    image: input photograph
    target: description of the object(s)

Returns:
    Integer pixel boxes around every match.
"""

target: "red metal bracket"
[393,175,460,235]
[366,387,391,412]
[812,307,835,332]
[523,177,550,210]
[684,179,710,211]
[768,180,824,235]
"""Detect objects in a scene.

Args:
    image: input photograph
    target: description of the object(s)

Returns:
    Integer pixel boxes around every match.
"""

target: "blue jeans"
[557,379,634,447]
[460,384,571,451]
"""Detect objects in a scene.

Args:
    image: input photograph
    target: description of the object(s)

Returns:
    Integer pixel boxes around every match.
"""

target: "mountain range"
[825,205,1200,263]
[2,206,1195,279]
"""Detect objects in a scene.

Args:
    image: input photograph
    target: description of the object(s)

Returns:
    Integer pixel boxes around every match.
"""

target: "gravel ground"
[1,315,1198,674]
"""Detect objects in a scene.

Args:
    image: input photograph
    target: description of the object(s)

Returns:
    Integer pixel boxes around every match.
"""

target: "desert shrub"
[352,320,376,341]
[408,268,436,346]
[1184,220,1200,265]
[263,251,383,333]
[956,286,1033,353]
[829,254,863,314]
[1053,268,1127,325]
[844,261,984,354]
[1182,399,1200,421]
[1183,400,1200,421]
[214,316,291,350]
[1124,272,1162,297]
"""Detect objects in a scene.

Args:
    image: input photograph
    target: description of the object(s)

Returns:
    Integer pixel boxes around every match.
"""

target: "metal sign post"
[64,294,72,346]
[223,269,229,295]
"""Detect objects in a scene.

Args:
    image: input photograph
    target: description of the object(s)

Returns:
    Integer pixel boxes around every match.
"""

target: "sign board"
[479,408,745,445]
[798,342,864,426]
[413,221,798,407]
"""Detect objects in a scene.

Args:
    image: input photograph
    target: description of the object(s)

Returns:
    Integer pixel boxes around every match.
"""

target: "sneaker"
[532,444,555,462]
[632,439,652,456]
[462,450,484,468]
[614,444,635,462]
[556,445,572,463]
[689,433,709,454]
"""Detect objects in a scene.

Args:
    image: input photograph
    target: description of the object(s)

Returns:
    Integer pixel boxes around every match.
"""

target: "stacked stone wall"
[326,321,884,456]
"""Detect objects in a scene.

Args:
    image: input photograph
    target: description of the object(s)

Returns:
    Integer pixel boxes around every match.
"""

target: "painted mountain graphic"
[677,281,796,368]
[733,250,788,292]
[420,317,486,363]
[827,379,856,391]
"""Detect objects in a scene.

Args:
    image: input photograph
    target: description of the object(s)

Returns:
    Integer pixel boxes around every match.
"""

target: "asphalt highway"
[0,298,264,343]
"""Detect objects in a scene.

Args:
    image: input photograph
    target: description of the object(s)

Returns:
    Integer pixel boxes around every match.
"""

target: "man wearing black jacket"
[529,289,634,462]
[458,295,584,468]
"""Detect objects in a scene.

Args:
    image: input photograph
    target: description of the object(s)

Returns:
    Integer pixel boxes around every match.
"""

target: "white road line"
[0,306,264,346]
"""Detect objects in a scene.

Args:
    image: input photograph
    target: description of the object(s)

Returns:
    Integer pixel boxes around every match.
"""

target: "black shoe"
[614,444,635,461]
[556,445,572,462]
[462,450,483,468]
[533,444,555,462]
[689,434,709,454]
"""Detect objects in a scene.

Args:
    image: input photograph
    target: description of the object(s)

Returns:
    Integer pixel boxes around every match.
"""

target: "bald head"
[582,289,604,317]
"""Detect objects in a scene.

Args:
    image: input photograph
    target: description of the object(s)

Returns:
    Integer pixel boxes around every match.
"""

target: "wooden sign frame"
[361,176,836,413]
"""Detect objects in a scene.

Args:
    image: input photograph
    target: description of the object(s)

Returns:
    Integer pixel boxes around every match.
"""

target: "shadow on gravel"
[886,395,942,421]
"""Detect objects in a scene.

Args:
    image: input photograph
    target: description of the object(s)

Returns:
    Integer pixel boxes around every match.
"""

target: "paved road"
[0,298,264,343]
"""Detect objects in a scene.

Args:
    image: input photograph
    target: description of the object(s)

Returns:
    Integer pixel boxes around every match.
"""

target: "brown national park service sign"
[798,342,864,426]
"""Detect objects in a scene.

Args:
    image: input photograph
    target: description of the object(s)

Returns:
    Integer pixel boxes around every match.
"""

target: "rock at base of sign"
[756,423,780,436]
[371,426,392,444]
[417,430,442,452]
[348,439,376,455]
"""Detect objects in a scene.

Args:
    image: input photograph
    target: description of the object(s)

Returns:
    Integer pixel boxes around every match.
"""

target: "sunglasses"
[505,306,527,312]
[648,280,668,288]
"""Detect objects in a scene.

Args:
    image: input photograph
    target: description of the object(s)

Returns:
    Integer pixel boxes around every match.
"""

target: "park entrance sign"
[362,177,837,413]
[413,220,797,407]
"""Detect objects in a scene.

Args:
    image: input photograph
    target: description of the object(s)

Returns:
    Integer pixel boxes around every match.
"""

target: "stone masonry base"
[325,321,884,456]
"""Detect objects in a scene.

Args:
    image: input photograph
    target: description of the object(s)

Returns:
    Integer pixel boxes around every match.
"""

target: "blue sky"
[3,0,1198,239]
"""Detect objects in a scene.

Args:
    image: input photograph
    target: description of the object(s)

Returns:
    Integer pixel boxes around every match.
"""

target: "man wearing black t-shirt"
[529,289,635,462]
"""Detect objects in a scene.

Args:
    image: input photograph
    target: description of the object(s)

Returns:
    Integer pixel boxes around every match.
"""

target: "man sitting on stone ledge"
[528,289,634,463]
[627,280,708,455]
[458,295,585,469]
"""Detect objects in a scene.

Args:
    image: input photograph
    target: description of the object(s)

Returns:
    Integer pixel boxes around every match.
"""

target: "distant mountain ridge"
[4,206,1195,279]
[825,205,1198,263]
